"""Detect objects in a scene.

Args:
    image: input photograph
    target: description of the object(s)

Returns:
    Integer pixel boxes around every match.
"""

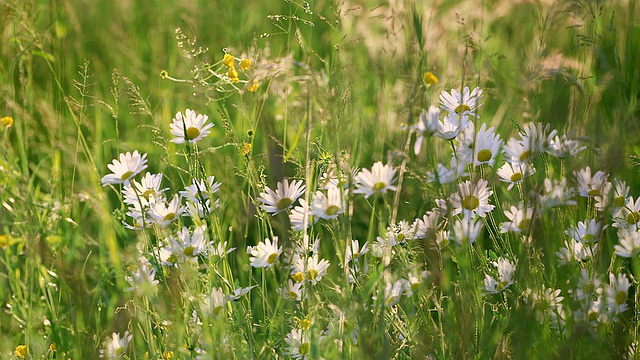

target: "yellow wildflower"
[248,79,260,92]
[1,116,13,128]
[240,58,251,70]
[423,72,439,86]
[299,318,312,329]
[163,350,174,359]
[223,53,235,67]
[240,142,252,156]
[15,345,28,358]
[50,343,57,351]
[228,66,239,83]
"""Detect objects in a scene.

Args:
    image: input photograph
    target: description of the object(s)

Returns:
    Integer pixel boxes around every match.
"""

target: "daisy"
[100,331,132,359]
[575,167,608,198]
[345,239,369,264]
[169,108,214,144]
[280,279,304,301]
[483,257,517,294]
[125,264,159,295]
[289,199,317,231]
[411,211,443,240]
[258,179,305,215]
[353,162,397,198]
[122,172,166,206]
[383,279,407,307]
[505,122,557,162]
[613,196,640,229]
[605,272,630,315]
[203,287,227,316]
[439,86,483,119]
[565,219,605,244]
[167,226,211,260]
[548,134,586,158]
[538,178,576,209]
[427,156,469,184]
[179,176,221,203]
[500,203,536,234]
[595,179,629,212]
[310,185,343,220]
[450,179,495,218]
[285,328,311,360]
[614,228,640,258]
[433,230,451,251]
[473,123,503,167]
[452,214,484,246]
[210,240,236,262]
[570,269,602,304]
[148,194,185,228]
[496,159,535,190]
[413,105,440,155]
[101,151,148,186]
[247,236,282,268]
[433,114,471,141]
[290,254,330,285]
[226,285,257,302]
[556,239,595,265]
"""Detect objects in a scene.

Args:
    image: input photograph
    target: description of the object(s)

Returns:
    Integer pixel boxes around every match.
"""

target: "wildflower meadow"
[2,0,640,359]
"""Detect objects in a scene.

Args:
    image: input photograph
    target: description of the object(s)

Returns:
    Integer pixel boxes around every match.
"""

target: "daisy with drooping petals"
[167,225,211,260]
[614,228,640,258]
[483,257,517,294]
[575,167,609,198]
[450,179,495,218]
[596,179,629,212]
[148,194,185,228]
[452,213,484,246]
[170,109,215,144]
[413,105,440,155]
[496,159,536,190]
[353,162,397,198]
[439,86,483,119]
[613,196,640,229]
[258,179,305,215]
[100,331,132,359]
[179,176,221,203]
[473,123,503,167]
[500,203,536,234]
[122,172,166,206]
[289,199,317,231]
[247,236,282,268]
[565,219,605,244]
[101,151,148,186]
[548,134,586,158]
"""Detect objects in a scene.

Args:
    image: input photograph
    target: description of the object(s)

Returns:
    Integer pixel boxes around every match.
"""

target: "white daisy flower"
[434,114,471,141]
[615,228,640,258]
[548,134,586,158]
[575,167,608,198]
[383,279,407,307]
[258,179,305,215]
[170,108,214,144]
[345,239,369,264]
[613,196,640,229]
[496,159,536,190]
[605,272,630,315]
[439,86,483,119]
[538,178,576,209]
[450,179,495,218]
[413,105,440,155]
[179,176,221,203]
[211,240,235,261]
[310,185,343,220]
[473,123,503,167]
[247,236,282,268]
[289,199,317,231]
[124,264,159,296]
[500,203,536,234]
[452,214,484,246]
[101,151,148,186]
[433,230,451,251]
[353,161,397,198]
[203,287,227,317]
[285,328,310,360]
[427,156,469,184]
[503,122,557,162]
[290,254,330,285]
[99,331,132,359]
[556,239,595,265]
[168,225,211,260]
[565,219,605,244]
[595,179,629,212]
[411,211,443,240]
[483,257,517,294]
[570,269,602,303]
[226,285,257,302]
[122,172,166,206]
[280,279,304,301]
[148,194,185,228]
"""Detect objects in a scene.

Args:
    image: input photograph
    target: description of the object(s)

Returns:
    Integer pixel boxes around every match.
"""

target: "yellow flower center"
[616,290,627,305]
[115,347,125,356]
[141,189,154,200]
[613,196,625,208]
[120,171,134,181]
[519,151,531,162]
[299,342,310,355]
[186,127,201,140]
[510,173,523,183]
[587,189,599,197]
[276,197,293,210]
[183,246,195,257]
[518,219,531,230]
[461,195,480,210]
[299,319,312,329]
[267,252,277,264]
[581,234,595,242]
[455,104,471,114]
[477,149,492,163]
[627,212,640,224]
[386,296,397,306]
[306,269,319,280]
[292,272,304,282]
[163,213,176,222]
[410,282,420,291]
[325,205,340,216]
[212,305,223,316]
[289,291,299,299]
[372,182,387,191]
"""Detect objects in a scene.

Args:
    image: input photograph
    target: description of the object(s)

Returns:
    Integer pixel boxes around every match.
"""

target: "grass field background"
[1,0,640,358]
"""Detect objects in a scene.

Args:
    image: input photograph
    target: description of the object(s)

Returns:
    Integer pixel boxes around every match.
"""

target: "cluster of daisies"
[99,85,640,358]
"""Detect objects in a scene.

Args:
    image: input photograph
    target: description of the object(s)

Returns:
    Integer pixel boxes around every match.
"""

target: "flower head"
[353,162,397,198]
[450,179,495,218]
[259,179,305,215]
[247,236,282,268]
[101,151,148,186]
[100,331,132,359]
[170,109,214,144]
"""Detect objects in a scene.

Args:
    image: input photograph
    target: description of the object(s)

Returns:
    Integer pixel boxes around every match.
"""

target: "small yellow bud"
[160,70,168,79]
[423,72,438,86]
[223,53,235,67]
[1,116,14,128]
[15,345,28,358]
[299,319,312,329]
[248,79,260,92]
[49,343,57,351]
[164,350,174,359]
[228,66,239,83]
[240,142,252,156]
[240,58,251,70]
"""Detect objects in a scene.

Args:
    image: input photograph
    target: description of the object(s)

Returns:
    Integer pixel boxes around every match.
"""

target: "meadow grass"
[1,0,640,358]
